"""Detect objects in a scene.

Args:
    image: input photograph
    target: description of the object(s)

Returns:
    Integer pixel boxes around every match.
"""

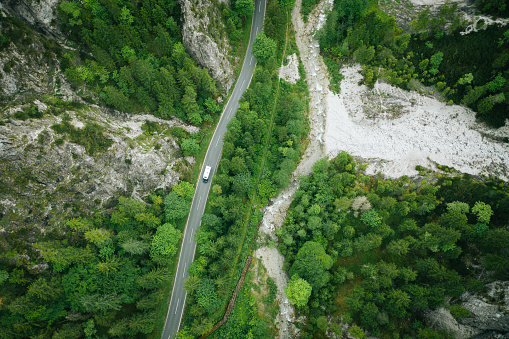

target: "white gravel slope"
[325,66,509,180]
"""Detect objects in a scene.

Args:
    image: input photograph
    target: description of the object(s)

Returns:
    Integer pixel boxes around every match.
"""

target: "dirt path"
[254,1,332,338]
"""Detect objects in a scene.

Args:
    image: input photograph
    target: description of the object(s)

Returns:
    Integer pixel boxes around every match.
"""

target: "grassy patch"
[446,304,471,319]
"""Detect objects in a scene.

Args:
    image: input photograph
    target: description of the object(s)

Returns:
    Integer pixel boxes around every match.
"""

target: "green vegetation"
[252,32,277,64]
[177,0,309,336]
[57,0,237,123]
[277,153,509,337]
[446,304,471,319]
[476,0,509,16]
[317,0,509,127]
[51,115,114,155]
[301,0,321,22]
[0,190,194,337]
[208,260,277,338]
[285,274,312,307]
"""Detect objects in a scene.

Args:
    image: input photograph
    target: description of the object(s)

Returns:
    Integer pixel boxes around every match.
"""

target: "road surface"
[161,1,266,337]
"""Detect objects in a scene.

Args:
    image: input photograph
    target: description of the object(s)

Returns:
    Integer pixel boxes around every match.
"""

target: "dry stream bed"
[255,0,509,337]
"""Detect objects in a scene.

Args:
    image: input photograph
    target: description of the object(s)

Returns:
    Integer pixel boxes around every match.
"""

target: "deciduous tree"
[252,32,277,64]
[285,274,312,307]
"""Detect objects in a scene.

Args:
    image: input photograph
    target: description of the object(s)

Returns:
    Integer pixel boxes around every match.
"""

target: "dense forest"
[2,0,509,337]
[0,184,196,338]
[176,0,310,337]
[277,153,509,337]
[57,0,237,124]
[0,0,251,337]
[317,0,509,127]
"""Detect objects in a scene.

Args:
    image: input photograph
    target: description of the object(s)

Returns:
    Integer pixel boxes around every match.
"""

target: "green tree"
[172,181,195,201]
[59,1,82,27]
[421,222,461,252]
[279,0,296,8]
[353,45,375,64]
[129,311,157,334]
[0,270,8,286]
[121,239,150,256]
[108,318,129,337]
[196,277,221,313]
[317,315,329,331]
[150,223,182,258]
[252,32,277,64]
[338,0,368,25]
[27,277,62,301]
[472,201,493,224]
[429,52,444,75]
[164,192,190,221]
[181,138,200,155]
[84,319,97,338]
[96,256,122,276]
[387,239,410,257]
[137,268,172,290]
[202,213,224,233]
[457,73,474,86]
[354,233,383,252]
[361,210,382,230]
[349,325,366,339]
[184,275,202,295]
[54,323,83,339]
[81,293,123,312]
[290,241,333,290]
[232,172,253,194]
[285,274,312,307]
[66,217,92,232]
[235,0,255,17]
[120,6,134,25]
[446,201,470,214]
[136,290,165,310]
[84,228,111,246]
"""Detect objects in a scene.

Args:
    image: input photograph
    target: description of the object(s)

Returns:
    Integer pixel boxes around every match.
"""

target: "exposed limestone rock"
[424,307,483,339]
[424,281,509,338]
[460,283,509,333]
[279,53,300,84]
[180,0,236,92]
[0,0,63,39]
[0,103,197,234]
[0,10,74,103]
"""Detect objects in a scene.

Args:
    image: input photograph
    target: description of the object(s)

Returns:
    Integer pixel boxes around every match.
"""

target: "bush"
[446,304,471,319]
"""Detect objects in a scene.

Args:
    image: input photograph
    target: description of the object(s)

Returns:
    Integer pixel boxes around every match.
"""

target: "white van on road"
[203,166,212,183]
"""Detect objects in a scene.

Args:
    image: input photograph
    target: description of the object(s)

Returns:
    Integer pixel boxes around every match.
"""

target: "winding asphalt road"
[161,1,266,337]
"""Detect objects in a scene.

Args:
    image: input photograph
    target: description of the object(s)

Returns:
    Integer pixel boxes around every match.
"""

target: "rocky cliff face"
[0,0,206,267]
[424,281,509,338]
[0,4,74,106]
[180,0,236,92]
[0,101,197,242]
[0,0,63,40]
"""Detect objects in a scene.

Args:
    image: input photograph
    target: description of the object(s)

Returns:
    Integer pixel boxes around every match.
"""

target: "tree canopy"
[252,32,277,64]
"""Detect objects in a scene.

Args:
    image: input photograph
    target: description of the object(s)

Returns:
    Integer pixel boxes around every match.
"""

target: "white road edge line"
[259,1,261,12]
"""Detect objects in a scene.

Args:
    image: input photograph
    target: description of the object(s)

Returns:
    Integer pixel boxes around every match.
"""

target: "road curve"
[161,1,266,337]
